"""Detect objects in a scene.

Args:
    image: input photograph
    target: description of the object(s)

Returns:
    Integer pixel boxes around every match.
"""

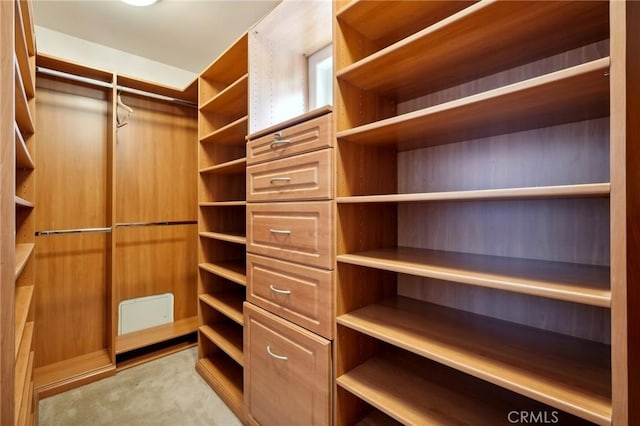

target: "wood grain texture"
[15,124,34,169]
[199,292,245,325]
[115,316,198,354]
[14,243,34,279]
[200,33,248,91]
[200,74,247,115]
[337,297,611,425]
[338,58,610,150]
[337,203,396,255]
[195,356,243,420]
[199,231,246,245]
[36,53,113,84]
[199,324,243,367]
[244,303,331,426]
[199,158,246,175]
[199,115,247,145]
[13,285,33,359]
[199,173,246,202]
[117,74,196,103]
[337,140,396,198]
[116,93,197,223]
[115,225,198,322]
[14,0,33,98]
[247,149,333,202]
[199,261,246,286]
[247,254,334,339]
[199,204,245,238]
[398,198,610,266]
[338,246,610,307]
[247,201,334,270]
[337,1,608,100]
[34,234,108,366]
[14,322,33,417]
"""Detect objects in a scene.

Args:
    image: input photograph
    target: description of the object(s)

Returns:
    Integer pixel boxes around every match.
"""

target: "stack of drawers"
[244,108,334,426]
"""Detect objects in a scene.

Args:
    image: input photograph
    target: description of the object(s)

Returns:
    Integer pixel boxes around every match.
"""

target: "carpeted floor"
[38,348,242,426]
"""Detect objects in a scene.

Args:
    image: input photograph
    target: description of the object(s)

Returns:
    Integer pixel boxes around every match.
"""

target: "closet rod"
[35,227,112,236]
[115,220,197,228]
[36,67,197,108]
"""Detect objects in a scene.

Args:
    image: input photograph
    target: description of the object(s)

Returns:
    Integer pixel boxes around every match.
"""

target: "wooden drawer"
[244,303,331,426]
[247,149,333,202]
[247,114,332,165]
[247,202,334,270]
[247,254,334,339]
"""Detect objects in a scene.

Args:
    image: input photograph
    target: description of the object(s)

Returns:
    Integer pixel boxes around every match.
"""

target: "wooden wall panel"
[116,94,197,223]
[115,225,198,322]
[34,234,108,366]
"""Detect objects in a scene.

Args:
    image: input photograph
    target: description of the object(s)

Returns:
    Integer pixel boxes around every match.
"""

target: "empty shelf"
[199,292,244,325]
[199,158,247,175]
[200,115,248,145]
[199,231,246,245]
[15,243,34,279]
[15,196,34,208]
[15,58,34,135]
[337,58,610,151]
[199,261,247,286]
[15,124,34,169]
[199,201,247,207]
[115,316,199,354]
[196,355,243,419]
[200,33,248,85]
[15,0,34,98]
[200,74,248,115]
[199,324,243,366]
[14,322,34,417]
[337,297,611,424]
[14,285,34,359]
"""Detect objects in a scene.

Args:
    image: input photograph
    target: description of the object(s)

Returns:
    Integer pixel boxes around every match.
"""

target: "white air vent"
[118,293,174,335]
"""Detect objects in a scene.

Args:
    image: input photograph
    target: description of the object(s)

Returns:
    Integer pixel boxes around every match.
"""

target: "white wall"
[35,26,197,89]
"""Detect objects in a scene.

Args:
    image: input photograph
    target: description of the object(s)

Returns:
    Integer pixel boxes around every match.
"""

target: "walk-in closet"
[1,0,638,425]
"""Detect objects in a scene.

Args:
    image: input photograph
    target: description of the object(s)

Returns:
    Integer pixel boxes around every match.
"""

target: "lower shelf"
[34,349,115,399]
[196,355,243,420]
[199,292,244,325]
[115,316,199,355]
[199,324,243,367]
[338,350,593,425]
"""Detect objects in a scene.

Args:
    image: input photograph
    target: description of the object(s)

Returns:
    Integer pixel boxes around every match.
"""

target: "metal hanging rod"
[35,227,112,236]
[36,66,197,108]
[115,220,197,228]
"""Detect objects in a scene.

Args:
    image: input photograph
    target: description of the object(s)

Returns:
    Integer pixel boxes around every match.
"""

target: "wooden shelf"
[34,349,115,399]
[199,292,244,325]
[14,285,34,359]
[336,1,609,100]
[15,124,34,169]
[337,297,611,424]
[337,247,610,307]
[339,352,534,425]
[337,58,610,150]
[200,74,248,115]
[199,157,247,175]
[15,243,34,279]
[15,196,34,208]
[14,322,33,417]
[356,410,401,426]
[115,316,199,355]
[199,261,247,286]
[199,201,247,207]
[200,33,248,85]
[17,377,33,426]
[20,0,36,55]
[199,231,246,245]
[200,115,248,145]
[14,58,34,135]
[199,324,243,367]
[15,0,34,98]
[196,355,244,419]
[337,183,610,204]
[336,1,473,49]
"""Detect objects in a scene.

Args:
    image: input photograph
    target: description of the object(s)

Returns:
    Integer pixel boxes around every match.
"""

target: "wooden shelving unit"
[196,32,249,419]
[115,316,199,355]
[333,1,629,425]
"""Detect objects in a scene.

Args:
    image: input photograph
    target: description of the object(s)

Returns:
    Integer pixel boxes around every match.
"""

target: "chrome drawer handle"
[270,132,291,149]
[267,345,288,361]
[269,229,291,235]
[270,177,291,184]
[269,285,292,295]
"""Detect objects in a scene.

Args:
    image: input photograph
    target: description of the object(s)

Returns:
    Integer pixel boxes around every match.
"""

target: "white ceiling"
[32,0,281,74]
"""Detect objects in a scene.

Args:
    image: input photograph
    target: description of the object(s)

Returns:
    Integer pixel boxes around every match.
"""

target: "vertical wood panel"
[116,94,197,223]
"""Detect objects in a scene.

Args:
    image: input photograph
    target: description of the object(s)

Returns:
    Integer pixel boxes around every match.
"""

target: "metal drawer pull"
[270,177,291,184]
[269,285,292,295]
[269,229,291,235]
[267,345,288,361]
[270,132,291,149]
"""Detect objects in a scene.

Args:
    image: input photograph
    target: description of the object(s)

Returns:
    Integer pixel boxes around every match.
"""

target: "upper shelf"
[200,74,248,115]
[200,116,248,146]
[199,158,247,175]
[337,296,611,425]
[15,59,34,135]
[199,232,246,246]
[14,285,34,359]
[19,0,35,55]
[14,124,34,169]
[336,1,474,49]
[15,0,35,98]
[201,33,248,85]
[337,183,610,204]
[199,261,247,286]
[15,243,35,279]
[336,1,609,100]
[337,247,610,307]
[15,196,34,209]
[337,58,610,150]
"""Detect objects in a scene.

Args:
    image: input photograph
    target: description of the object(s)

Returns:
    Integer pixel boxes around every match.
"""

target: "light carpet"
[38,348,241,426]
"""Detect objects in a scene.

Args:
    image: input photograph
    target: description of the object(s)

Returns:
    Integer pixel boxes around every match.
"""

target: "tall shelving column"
[14,0,37,423]
[334,1,619,425]
[195,33,248,419]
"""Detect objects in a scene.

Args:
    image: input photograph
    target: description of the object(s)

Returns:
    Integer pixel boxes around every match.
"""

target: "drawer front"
[247,254,334,339]
[247,114,332,165]
[244,303,331,426]
[247,149,333,202]
[246,202,334,270]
